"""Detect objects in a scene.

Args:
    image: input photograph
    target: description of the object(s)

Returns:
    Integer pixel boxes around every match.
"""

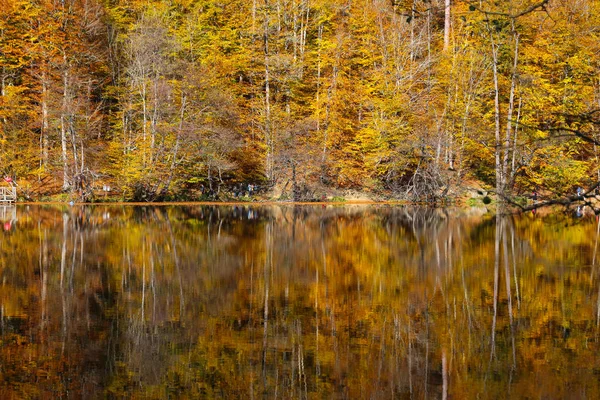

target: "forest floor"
[7,172,496,206]
[14,187,490,207]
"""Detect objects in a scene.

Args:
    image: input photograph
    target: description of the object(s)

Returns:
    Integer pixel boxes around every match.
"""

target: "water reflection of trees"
[1,206,600,398]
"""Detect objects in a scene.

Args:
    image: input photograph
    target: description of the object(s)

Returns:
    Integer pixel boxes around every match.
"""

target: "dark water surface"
[1,204,600,398]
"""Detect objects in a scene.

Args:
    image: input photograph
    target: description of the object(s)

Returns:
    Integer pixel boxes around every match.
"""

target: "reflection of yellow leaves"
[4,206,600,398]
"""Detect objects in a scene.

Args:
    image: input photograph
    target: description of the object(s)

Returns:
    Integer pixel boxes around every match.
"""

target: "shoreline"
[12,200,413,206]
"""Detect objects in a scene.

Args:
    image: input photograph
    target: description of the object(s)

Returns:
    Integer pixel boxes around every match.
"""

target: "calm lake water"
[1,204,600,398]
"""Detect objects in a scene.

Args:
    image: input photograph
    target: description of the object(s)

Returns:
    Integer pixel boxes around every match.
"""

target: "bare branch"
[507,181,600,213]
[466,0,549,19]
[545,127,600,146]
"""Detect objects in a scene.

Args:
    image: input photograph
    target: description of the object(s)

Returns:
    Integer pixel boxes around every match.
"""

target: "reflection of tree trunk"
[174,236,185,321]
[597,280,600,338]
[490,219,501,363]
[249,256,255,399]
[61,214,68,287]
[596,219,600,334]
[407,320,413,396]
[502,219,516,373]
[596,278,600,339]
[296,320,307,399]
[292,321,296,395]
[69,229,79,293]
[593,217,600,266]
[316,221,324,382]
[442,349,448,400]
[141,241,146,322]
[424,305,429,399]
[376,319,386,393]
[331,306,339,386]
[262,220,272,392]
[60,214,73,354]
[150,243,156,327]
[164,210,185,321]
[510,221,521,309]
[462,266,473,332]
[40,226,48,336]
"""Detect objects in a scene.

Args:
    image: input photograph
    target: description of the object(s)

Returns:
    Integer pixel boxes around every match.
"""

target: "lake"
[1,204,599,398]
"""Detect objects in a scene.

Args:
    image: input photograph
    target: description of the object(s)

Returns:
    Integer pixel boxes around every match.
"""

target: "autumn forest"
[2,205,600,398]
[1,0,599,202]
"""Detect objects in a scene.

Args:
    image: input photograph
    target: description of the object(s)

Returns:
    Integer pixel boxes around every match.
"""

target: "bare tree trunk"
[503,30,520,187]
[457,95,471,176]
[510,97,522,182]
[410,0,416,62]
[141,81,148,165]
[444,0,451,52]
[293,0,298,62]
[70,117,79,180]
[150,77,159,163]
[40,70,49,174]
[300,0,309,64]
[253,0,257,34]
[61,59,70,191]
[316,23,322,135]
[489,32,503,199]
[161,94,186,197]
[263,3,273,182]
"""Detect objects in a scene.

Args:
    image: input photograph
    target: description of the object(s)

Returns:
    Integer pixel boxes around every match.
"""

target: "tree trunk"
[503,31,520,188]
[141,81,148,165]
[150,77,159,163]
[264,4,273,181]
[40,70,49,174]
[161,94,186,198]
[510,97,522,184]
[61,61,70,191]
[489,33,503,199]
[444,0,451,52]
[253,0,257,34]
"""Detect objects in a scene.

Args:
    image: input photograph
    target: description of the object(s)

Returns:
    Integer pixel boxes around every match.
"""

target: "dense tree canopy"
[0,0,599,202]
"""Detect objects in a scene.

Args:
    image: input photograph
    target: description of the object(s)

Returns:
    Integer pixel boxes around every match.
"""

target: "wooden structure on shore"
[0,186,16,203]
